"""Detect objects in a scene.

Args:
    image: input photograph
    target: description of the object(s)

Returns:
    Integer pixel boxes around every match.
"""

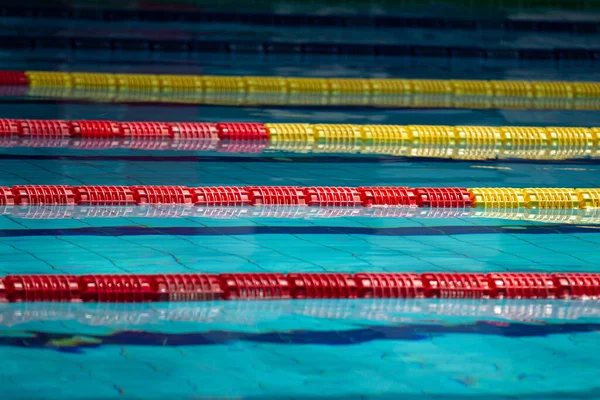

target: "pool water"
[1,5,600,399]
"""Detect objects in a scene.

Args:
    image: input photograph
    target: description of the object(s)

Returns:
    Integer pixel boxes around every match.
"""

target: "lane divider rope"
[1,120,599,160]
[4,71,600,98]
[1,185,599,210]
[0,273,598,302]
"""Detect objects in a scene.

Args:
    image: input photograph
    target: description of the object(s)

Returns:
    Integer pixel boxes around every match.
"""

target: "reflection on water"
[1,205,600,224]
[1,299,599,328]
[21,88,600,111]
[0,300,599,353]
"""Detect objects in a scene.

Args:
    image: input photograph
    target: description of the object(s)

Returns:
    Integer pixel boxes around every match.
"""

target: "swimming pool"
[1,2,600,399]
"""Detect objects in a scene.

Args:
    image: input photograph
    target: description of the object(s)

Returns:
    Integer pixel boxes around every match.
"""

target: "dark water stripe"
[0,97,531,113]
[3,5,600,33]
[1,35,599,61]
[1,153,600,166]
[0,224,598,238]
[245,389,600,400]
[4,321,600,353]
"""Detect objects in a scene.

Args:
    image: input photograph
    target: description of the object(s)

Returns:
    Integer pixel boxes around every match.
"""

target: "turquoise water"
[1,8,600,399]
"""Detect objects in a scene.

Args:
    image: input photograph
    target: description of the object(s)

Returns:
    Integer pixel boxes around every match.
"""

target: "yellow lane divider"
[24,71,600,98]
[262,124,599,160]
[469,188,600,210]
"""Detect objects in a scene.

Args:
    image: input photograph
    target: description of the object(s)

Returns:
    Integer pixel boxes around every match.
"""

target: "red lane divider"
[216,122,269,141]
[220,273,290,300]
[154,274,223,302]
[133,186,194,205]
[17,119,70,137]
[0,185,464,207]
[0,71,28,86]
[4,275,79,302]
[120,122,171,138]
[1,273,599,302]
[289,273,357,299]
[170,122,218,140]
[0,119,275,152]
[422,273,490,299]
[0,119,20,136]
[0,187,14,205]
[70,120,121,137]
[247,186,306,206]
[0,119,268,140]
[488,273,555,299]
[78,275,155,302]
[194,186,251,206]
[170,122,219,152]
[360,187,416,207]
[415,188,471,208]
[553,273,600,298]
[12,185,76,205]
[74,186,136,205]
[0,71,29,86]
[355,273,423,298]
[304,187,363,207]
